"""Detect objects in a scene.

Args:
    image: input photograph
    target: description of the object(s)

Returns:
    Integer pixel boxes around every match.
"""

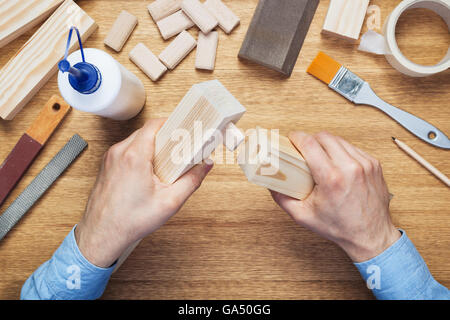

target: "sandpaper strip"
[0,95,71,206]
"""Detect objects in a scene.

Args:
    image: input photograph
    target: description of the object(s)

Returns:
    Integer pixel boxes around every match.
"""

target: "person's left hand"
[75,119,213,268]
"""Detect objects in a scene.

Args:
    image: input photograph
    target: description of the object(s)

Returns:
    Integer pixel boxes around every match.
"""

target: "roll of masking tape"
[384,0,450,77]
[360,0,450,77]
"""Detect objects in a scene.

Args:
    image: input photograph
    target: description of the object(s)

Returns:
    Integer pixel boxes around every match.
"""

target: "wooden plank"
[322,0,370,42]
[159,30,197,70]
[129,43,167,82]
[156,10,194,40]
[0,0,97,121]
[0,0,65,49]
[104,10,138,52]
[154,80,246,184]
[238,0,319,77]
[181,0,218,34]
[204,0,240,34]
[195,31,219,71]
[148,0,183,22]
[238,128,315,200]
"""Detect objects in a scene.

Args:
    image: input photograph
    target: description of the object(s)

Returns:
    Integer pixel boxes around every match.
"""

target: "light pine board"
[0,0,97,120]
[0,0,449,300]
[0,0,65,48]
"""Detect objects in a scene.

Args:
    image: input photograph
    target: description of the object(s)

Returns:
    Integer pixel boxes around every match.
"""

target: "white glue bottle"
[57,27,146,120]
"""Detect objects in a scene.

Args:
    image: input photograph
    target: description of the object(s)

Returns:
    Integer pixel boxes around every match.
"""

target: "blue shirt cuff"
[355,229,449,300]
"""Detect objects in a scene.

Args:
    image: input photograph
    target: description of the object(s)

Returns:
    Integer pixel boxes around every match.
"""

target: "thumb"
[270,190,316,227]
[169,161,214,201]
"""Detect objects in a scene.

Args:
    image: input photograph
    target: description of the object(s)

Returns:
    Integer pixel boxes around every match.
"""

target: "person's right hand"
[271,131,400,263]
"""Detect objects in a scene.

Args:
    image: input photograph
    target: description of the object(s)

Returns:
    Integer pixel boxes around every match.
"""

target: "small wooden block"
[238,0,319,77]
[148,0,183,22]
[0,0,97,120]
[195,31,219,70]
[322,0,370,42]
[238,128,315,200]
[129,43,168,82]
[154,80,246,184]
[157,10,195,40]
[0,0,65,49]
[159,30,197,70]
[104,10,138,52]
[181,0,218,34]
[204,0,240,34]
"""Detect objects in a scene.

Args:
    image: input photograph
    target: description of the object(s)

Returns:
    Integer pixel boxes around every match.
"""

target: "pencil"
[392,137,450,187]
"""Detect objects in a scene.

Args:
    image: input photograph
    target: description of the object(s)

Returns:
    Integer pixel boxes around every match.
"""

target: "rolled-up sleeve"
[355,230,449,300]
[21,227,115,300]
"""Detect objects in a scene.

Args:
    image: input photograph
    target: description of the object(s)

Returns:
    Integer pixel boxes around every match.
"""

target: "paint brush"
[307,52,450,150]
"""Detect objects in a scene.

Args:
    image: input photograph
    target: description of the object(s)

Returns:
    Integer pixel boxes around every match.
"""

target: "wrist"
[341,225,401,263]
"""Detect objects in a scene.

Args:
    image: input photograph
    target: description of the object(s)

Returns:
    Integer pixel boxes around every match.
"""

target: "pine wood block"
[148,0,183,22]
[204,0,240,34]
[181,0,218,34]
[0,0,97,121]
[195,31,219,70]
[104,10,138,52]
[322,0,370,42]
[238,0,319,77]
[0,0,65,49]
[238,128,315,200]
[159,30,197,70]
[154,80,246,184]
[157,10,194,40]
[129,43,167,82]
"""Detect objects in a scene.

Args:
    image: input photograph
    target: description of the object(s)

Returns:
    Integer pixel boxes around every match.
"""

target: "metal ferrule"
[328,66,365,102]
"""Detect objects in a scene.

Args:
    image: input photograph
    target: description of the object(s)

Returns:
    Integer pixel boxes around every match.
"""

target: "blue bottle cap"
[58,27,102,94]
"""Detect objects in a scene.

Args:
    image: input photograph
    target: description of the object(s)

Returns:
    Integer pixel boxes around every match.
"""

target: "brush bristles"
[307,52,342,85]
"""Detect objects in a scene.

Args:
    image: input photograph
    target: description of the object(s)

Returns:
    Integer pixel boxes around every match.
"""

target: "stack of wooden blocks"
[109,0,241,83]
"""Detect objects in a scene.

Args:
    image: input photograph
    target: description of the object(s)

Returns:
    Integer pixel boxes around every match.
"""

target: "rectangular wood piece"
[195,31,219,70]
[157,10,194,40]
[104,10,138,52]
[0,95,70,206]
[238,128,315,200]
[322,0,370,42]
[0,0,97,121]
[0,0,65,49]
[148,0,183,22]
[204,0,240,34]
[181,0,218,34]
[159,30,197,70]
[129,43,168,82]
[238,0,319,77]
[154,80,246,184]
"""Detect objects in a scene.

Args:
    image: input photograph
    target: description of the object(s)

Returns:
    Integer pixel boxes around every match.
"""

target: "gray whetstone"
[238,0,319,77]
[0,134,88,241]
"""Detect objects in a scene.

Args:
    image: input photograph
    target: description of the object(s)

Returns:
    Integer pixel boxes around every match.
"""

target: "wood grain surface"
[0,0,449,300]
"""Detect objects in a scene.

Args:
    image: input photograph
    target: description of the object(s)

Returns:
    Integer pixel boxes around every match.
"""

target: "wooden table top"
[0,0,448,300]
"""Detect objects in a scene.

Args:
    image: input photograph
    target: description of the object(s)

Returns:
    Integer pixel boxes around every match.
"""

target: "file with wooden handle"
[0,96,71,207]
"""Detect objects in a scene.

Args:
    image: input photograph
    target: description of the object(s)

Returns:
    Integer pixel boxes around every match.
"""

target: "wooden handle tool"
[0,95,71,206]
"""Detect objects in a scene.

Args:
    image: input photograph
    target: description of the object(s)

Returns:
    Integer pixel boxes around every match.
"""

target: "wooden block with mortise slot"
[148,0,183,22]
[238,0,319,77]
[322,0,370,42]
[0,0,97,120]
[159,30,197,70]
[129,43,168,82]
[104,10,138,52]
[154,80,246,184]
[238,128,315,200]
[181,0,218,34]
[157,10,194,40]
[195,31,219,70]
[0,0,65,49]
[204,0,240,34]
[0,95,71,206]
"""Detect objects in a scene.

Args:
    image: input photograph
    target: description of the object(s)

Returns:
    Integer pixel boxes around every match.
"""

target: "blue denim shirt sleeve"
[355,230,450,300]
[21,226,115,300]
